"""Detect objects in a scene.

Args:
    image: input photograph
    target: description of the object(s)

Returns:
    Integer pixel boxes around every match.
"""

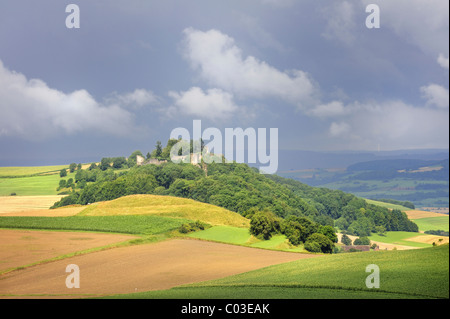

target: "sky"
[0,0,449,165]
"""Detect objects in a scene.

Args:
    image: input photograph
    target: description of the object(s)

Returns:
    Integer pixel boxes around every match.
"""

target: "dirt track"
[405,210,448,219]
[0,239,316,298]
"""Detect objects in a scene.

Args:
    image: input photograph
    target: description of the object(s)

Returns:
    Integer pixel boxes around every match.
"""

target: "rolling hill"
[77,194,250,228]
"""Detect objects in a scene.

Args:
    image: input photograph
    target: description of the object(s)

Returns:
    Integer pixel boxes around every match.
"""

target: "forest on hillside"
[52,142,418,238]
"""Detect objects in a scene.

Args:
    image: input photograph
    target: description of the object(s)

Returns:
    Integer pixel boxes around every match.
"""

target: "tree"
[155,141,163,158]
[75,170,86,183]
[250,212,275,240]
[112,157,127,169]
[58,179,67,189]
[281,216,319,245]
[88,163,98,170]
[341,234,352,246]
[60,169,67,178]
[66,178,74,189]
[375,225,386,236]
[99,158,111,171]
[77,163,82,170]
[318,225,338,243]
[161,139,180,160]
[69,163,77,173]
[305,233,334,254]
[304,241,322,253]
[353,236,371,245]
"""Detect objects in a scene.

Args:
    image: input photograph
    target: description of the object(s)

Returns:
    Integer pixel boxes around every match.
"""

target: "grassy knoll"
[188,225,252,245]
[78,195,250,228]
[108,245,449,299]
[368,231,432,248]
[187,225,305,252]
[412,216,449,232]
[0,215,190,235]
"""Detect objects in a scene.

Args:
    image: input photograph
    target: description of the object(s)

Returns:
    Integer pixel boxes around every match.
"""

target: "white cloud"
[181,28,318,109]
[325,100,449,150]
[168,87,239,121]
[437,53,449,70]
[107,88,159,109]
[309,101,348,118]
[421,84,449,109]
[0,60,137,140]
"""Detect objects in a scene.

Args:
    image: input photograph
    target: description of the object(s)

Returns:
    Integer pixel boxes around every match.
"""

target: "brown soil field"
[0,239,316,298]
[0,229,138,273]
[0,196,65,214]
[405,210,447,219]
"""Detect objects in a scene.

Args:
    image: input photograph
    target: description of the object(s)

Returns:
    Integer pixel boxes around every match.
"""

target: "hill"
[78,194,249,228]
[280,158,449,208]
[51,161,419,238]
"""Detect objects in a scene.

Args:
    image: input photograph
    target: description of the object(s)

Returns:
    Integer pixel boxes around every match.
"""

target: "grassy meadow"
[0,165,68,177]
[0,172,76,196]
[365,199,412,211]
[368,231,433,248]
[0,215,190,235]
[412,216,449,232]
[188,225,304,252]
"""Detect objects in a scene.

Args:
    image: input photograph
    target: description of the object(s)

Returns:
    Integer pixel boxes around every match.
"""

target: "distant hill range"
[278,152,449,208]
[276,149,449,171]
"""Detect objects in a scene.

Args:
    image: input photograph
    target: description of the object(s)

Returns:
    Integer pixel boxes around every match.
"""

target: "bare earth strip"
[0,196,65,214]
[405,235,449,245]
[405,210,447,219]
[0,229,138,272]
[0,239,316,298]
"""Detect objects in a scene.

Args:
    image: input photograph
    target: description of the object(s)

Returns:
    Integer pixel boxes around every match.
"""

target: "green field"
[412,216,449,232]
[0,165,68,177]
[106,244,449,299]
[0,173,75,196]
[369,231,431,248]
[0,215,191,235]
[365,199,412,211]
[188,225,305,252]
[188,225,252,245]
